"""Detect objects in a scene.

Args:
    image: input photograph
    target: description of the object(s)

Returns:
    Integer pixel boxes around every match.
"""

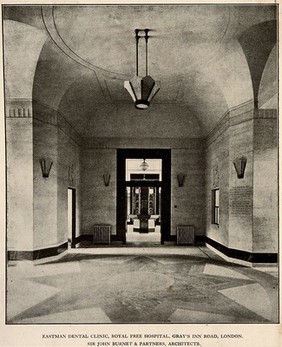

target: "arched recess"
[4,20,47,100]
[180,69,229,134]
[180,39,253,135]
[206,39,254,111]
[57,76,205,139]
[238,20,276,108]
[32,38,93,113]
[57,77,108,136]
[258,44,277,109]
[32,39,94,251]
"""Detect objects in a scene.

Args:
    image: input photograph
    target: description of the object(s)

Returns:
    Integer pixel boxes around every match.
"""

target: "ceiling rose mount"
[124,29,160,110]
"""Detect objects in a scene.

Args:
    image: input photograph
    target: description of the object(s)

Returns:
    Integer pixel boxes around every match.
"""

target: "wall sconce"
[39,157,53,178]
[177,173,186,187]
[103,174,111,187]
[233,156,247,179]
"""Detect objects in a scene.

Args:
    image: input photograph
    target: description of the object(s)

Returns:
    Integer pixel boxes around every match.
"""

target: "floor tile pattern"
[7,247,278,324]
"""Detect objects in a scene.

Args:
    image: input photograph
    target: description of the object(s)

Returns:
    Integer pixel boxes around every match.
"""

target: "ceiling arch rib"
[177,39,253,134]
[238,20,277,108]
[50,5,231,79]
[41,5,128,80]
[258,44,277,109]
[32,38,95,112]
[58,77,108,135]
[4,20,47,100]
[179,71,229,134]
[202,39,254,109]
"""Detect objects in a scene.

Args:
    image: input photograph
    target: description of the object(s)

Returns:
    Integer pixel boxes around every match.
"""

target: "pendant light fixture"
[140,158,149,171]
[124,29,160,109]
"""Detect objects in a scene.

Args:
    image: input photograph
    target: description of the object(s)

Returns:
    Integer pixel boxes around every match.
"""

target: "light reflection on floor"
[126,224,161,244]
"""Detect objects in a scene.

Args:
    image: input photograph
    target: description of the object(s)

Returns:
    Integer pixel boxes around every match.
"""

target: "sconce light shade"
[233,156,247,179]
[103,174,111,186]
[39,157,53,178]
[177,173,186,187]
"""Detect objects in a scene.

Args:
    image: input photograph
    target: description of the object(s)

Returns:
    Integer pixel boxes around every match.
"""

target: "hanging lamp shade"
[124,29,160,109]
[140,159,149,171]
[124,76,160,109]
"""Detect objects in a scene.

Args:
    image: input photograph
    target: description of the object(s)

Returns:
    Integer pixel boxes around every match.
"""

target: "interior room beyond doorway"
[126,159,162,245]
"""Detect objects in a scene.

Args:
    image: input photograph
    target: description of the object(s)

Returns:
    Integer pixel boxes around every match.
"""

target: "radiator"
[93,225,111,244]
[177,225,195,245]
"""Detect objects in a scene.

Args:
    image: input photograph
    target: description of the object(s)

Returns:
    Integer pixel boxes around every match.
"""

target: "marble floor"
[6,247,278,324]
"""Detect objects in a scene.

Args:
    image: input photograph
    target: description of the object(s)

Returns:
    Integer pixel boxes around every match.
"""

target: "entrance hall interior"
[4,4,278,324]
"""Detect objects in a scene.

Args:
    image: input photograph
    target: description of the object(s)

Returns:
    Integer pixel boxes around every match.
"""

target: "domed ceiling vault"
[4,5,277,138]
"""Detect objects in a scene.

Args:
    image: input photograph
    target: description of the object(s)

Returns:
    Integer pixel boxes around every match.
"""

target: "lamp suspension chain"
[135,29,139,76]
[124,28,160,109]
[144,29,149,76]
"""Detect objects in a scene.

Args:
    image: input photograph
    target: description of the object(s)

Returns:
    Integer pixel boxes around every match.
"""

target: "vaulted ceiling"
[4,5,277,138]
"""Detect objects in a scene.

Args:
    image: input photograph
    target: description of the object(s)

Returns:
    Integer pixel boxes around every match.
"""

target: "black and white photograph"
[0,1,280,346]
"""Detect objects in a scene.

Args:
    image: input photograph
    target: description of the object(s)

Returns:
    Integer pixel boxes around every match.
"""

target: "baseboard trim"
[11,235,275,264]
[74,234,92,244]
[8,242,68,261]
[75,233,178,244]
[205,237,277,264]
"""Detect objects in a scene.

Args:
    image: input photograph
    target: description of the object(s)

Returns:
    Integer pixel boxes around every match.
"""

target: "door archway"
[115,149,171,244]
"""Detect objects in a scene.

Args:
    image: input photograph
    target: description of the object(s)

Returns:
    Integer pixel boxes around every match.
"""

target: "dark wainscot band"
[8,242,68,261]
[205,237,277,263]
[8,237,277,264]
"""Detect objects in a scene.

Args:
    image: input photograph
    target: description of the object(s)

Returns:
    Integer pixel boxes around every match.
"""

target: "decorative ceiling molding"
[41,5,235,81]
[41,5,129,80]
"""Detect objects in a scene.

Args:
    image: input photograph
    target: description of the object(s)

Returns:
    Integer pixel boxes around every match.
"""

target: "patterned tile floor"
[6,247,278,324]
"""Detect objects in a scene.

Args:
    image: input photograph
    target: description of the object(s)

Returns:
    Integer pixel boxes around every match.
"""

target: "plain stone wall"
[228,120,254,252]
[6,117,33,251]
[205,127,230,247]
[81,138,205,236]
[33,105,82,249]
[81,148,117,235]
[33,119,58,249]
[253,115,278,253]
[171,148,205,235]
[206,108,254,252]
[57,127,82,244]
[4,19,46,252]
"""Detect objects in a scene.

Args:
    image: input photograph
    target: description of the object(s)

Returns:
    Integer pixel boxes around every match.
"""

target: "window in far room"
[212,189,219,225]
